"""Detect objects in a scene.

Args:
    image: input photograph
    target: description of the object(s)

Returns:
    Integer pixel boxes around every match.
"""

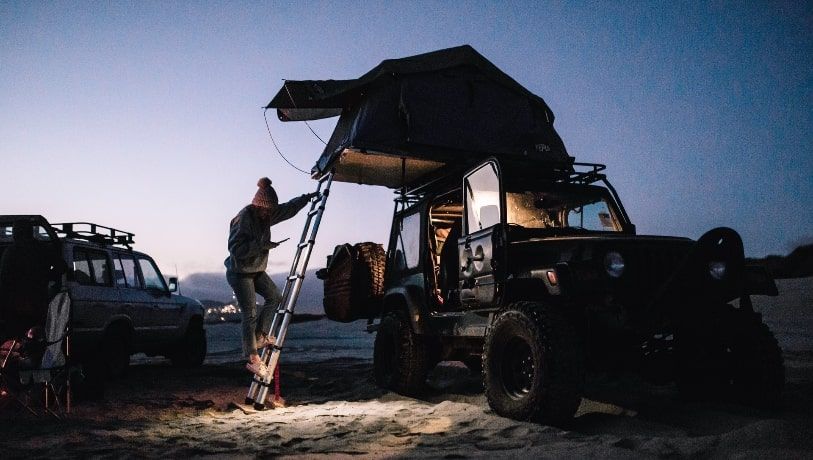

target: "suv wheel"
[373,311,430,396]
[483,302,584,424]
[171,320,207,368]
[677,306,784,408]
[90,324,130,380]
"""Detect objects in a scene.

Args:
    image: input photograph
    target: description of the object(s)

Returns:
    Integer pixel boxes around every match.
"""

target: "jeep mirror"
[168,277,178,293]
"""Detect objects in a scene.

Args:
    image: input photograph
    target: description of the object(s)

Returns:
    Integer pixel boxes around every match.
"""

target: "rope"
[263,109,310,175]
[283,81,327,145]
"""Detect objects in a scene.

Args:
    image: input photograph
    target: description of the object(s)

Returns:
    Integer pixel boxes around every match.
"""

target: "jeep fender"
[382,285,427,334]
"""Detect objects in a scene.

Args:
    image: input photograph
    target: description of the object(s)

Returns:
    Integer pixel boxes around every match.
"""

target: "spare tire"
[322,242,386,322]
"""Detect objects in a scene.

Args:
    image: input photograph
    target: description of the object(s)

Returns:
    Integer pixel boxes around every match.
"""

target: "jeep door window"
[73,248,111,285]
[138,257,167,291]
[72,248,93,284]
[113,256,128,287]
[465,162,501,233]
[117,253,142,289]
[394,211,421,271]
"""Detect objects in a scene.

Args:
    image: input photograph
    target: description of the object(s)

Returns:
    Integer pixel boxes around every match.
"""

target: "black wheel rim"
[501,337,536,399]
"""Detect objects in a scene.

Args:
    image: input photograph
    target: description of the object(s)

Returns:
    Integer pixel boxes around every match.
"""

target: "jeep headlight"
[604,251,625,278]
[708,261,726,280]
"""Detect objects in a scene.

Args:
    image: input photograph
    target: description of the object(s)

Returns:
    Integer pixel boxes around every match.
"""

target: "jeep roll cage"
[390,158,633,232]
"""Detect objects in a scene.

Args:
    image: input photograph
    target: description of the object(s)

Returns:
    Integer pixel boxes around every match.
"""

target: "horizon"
[2,2,811,280]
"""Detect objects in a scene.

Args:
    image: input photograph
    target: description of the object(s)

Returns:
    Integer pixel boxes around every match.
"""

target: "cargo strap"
[246,172,334,409]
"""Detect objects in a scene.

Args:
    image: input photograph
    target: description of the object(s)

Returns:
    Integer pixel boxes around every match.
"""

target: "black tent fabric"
[267,45,570,188]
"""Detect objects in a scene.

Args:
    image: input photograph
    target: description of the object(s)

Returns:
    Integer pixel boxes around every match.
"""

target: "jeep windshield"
[505,185,623,234]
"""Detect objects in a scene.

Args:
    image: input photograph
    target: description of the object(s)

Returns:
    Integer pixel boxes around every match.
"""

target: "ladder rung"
[287,274,304,281]
[298,241,314,249]
[308,209,320,216]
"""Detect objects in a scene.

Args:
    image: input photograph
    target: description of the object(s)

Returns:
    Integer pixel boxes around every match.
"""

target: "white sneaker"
[246,361,270,379]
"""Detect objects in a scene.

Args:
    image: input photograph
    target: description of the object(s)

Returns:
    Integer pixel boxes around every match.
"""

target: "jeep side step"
[245,172,334,410]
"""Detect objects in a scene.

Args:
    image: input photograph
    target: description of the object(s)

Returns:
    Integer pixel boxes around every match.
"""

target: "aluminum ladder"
[246,172,333,410]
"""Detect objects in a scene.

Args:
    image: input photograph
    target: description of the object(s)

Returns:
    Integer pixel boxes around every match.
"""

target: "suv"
[370,158,783,424]
[0,216,206,379]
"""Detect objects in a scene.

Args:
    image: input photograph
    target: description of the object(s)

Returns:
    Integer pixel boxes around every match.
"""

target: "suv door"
[136,255,182,339]
[459,160,502,307]
[385,205,427,311]
[70,245,118,349]
[113,251,158,348]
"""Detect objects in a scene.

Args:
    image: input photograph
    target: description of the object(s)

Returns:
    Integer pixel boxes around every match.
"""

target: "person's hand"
[307,191,320,200]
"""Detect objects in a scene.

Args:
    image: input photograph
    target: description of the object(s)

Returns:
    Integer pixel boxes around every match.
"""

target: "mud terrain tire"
[170,320,207,368]
[373,311,430,396]
[483,302,584,424]
[677,306,784,408]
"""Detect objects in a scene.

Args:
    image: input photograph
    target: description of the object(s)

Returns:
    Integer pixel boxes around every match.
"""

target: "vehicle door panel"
[459,161,502,308]
[137,256,183,343]
[69,247,119,352]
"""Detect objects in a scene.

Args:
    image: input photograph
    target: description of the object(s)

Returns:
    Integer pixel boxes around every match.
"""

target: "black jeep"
[267,45,783,424]
[369,158,782,423]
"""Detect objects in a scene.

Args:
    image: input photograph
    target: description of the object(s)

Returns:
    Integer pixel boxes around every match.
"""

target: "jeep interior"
[428,190,463,308]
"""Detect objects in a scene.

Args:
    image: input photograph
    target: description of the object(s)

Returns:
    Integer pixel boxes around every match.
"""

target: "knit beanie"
[252,177,278,208]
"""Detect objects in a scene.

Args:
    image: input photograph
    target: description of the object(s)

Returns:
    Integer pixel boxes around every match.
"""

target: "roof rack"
[567,162,607,185]
[51,222,135,248]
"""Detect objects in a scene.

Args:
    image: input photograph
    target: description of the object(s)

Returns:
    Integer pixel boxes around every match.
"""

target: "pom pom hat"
[252,177,279,208]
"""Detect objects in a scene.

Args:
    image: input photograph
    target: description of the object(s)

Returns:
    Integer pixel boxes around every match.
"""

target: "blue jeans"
[226,271,282,357]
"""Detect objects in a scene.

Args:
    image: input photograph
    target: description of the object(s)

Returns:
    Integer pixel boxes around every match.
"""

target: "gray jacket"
[224,195,311,274]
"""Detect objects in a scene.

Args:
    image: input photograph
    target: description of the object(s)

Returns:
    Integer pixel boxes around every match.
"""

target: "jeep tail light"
[546,270,558,286]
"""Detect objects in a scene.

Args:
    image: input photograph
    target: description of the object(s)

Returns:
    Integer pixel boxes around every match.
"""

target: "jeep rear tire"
[171,321,207,368]
[483,302,584,424]
[373,311,430,396]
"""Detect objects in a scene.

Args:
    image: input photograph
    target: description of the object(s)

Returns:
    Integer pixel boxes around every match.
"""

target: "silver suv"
[0,215,206,379]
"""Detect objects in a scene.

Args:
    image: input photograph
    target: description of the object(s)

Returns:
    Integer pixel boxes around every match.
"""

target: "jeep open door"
[458,160,502,308]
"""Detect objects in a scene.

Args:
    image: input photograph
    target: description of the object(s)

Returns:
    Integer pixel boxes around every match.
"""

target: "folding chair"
[0,291,73,418]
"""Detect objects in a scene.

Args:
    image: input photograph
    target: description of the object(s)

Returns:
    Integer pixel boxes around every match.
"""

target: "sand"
[2,278,812,458]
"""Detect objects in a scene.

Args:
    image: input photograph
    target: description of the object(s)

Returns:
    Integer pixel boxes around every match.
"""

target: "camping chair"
[0,291,73,417]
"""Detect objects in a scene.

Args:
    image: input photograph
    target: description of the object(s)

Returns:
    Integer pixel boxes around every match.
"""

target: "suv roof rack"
[51,222,135,248]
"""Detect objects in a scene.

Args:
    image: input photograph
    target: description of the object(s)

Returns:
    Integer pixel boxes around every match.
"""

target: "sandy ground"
[2,278,812,459]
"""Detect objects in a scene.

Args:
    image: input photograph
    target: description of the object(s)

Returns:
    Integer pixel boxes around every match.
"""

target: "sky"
[1,1,811,279]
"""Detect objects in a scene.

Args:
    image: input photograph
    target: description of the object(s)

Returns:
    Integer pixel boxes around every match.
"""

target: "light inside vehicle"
[546,270,558,286]
[708,261,726,280]
[604,251,625,278]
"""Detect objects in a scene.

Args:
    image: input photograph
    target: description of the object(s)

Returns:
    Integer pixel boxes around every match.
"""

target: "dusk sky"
[1,1,811,279]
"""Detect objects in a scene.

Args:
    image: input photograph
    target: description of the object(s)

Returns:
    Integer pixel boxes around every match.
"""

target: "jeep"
[369,158,783,423]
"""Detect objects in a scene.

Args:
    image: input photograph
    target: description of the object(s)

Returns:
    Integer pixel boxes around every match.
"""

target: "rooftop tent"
[267,45,570,188]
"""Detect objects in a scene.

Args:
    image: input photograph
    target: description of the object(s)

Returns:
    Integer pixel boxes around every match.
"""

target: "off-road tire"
[170,321,207,368]
[373,311,430,396]
[87,324,130,380]
[354,242,386,308]
[324,242,386,321]
[676,306,784,408]
[483,302,584,424]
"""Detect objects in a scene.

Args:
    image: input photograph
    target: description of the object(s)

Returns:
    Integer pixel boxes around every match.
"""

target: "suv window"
[73,247,111,286]
[117,253,142,289]
[138,257,167,291]
[465,162,501,233]
[394,211,421,271]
